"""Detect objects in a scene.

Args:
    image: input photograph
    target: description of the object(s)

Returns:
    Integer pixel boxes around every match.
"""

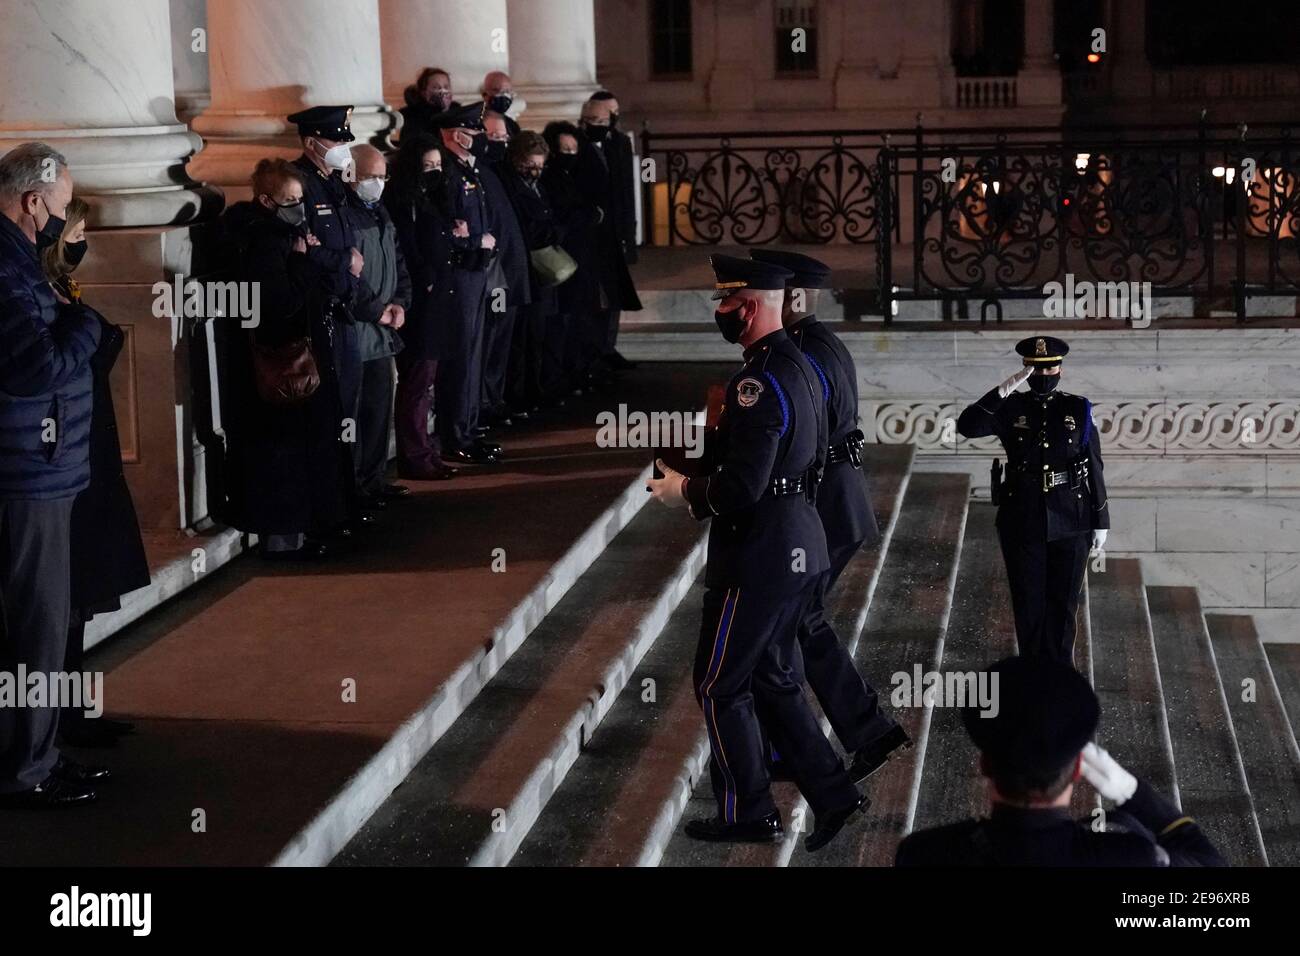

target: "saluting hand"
[647,458,687,509]
[1080,742,1138,804]
[997,366,1034,399]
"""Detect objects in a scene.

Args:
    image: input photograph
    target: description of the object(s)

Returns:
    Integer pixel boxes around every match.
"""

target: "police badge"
[1064,415,1077,431]
[1013,414,1029,429]
[736,377,764,408]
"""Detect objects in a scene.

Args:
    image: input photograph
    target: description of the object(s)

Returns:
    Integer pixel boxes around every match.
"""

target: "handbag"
[529,244,578,287]
[250,334,320,406]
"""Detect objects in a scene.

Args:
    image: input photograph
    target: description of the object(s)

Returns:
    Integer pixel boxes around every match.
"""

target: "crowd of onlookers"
[0,68,643,807]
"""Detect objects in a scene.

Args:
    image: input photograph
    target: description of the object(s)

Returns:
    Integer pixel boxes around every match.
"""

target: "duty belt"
[768,475,807,497]
[827,429,866,468]
[1038,458,1090,493]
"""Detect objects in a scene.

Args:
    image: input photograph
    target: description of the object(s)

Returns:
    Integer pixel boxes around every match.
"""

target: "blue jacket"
[0,213,100,500]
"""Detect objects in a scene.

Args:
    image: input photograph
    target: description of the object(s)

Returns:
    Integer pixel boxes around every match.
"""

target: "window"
[775,0,818,76]
[651,0,692,77]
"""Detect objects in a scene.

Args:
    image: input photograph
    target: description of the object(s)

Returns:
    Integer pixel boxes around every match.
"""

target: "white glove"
[647,459,688,509]
[1080,742,1138,805]
[997,366,1034,399]
[1091,529,1108,553]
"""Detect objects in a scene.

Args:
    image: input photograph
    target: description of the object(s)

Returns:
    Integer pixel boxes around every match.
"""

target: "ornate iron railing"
[640,121,1300,322]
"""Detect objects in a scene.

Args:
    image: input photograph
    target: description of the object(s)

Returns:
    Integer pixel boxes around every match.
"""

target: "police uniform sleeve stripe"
[761,371,790,437]
[805,354,831,404]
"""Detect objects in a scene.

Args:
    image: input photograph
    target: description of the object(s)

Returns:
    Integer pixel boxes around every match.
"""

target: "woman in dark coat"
[384,132,459,480]
[221,159,350,557]
[44,198,150,747]
[541,122,603,394]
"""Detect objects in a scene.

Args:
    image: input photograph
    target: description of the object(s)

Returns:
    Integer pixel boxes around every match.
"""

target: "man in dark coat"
[478,110,532,426]
[750,249,909,783]
[342,145,413,505]
[897,656,1224,867]
[577,95,641,372]
[0,143,105,808]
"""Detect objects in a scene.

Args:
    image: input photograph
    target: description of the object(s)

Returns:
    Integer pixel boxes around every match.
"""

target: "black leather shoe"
[398,463,458,481]
[474,437,503,456]
[847,724,913,783]
[804,793,869,852]
[685,811,783,844]
[0,774,97,809]
[52,756,112,784]
[379,484,411,500]
[363,494,389,511]
[451,446,498,465]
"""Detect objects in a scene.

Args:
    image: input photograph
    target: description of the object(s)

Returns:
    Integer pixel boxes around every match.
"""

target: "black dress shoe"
[52,755,112,784]
[804,793,869,852]
[685,811,783,844]
[847,724,913,783]
[364,494,389,511]
[0,774,97,809]
[475,437,503,455]
[450,446,498,465]
[379,483,412,499]
[398,463,458,481]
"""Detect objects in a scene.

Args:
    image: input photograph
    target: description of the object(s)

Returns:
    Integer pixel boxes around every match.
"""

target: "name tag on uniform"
[315,205,333,216]
[1013,415,1029,429]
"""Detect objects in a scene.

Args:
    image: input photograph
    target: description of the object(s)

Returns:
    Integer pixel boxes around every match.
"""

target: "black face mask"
[714,304,749,344]
[583,122,610,142]
[35,201,66,253]
[422,168,446,193]
[484,141,508,164]
[466,133,490,160]
[1028,373,1060,395]
[488,93,513,114]
[64,239,88,269]
[554,153,579,173]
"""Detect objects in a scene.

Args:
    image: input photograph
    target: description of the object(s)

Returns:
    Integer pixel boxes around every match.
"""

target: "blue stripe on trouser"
[700,588,740,823]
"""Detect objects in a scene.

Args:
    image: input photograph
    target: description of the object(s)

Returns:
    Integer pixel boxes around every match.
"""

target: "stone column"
[0,0,210,227]
[1107,0,1150,101]
[379,0,510,109]
[706,0,758,112]
[505,0,600,130]
[190,0,395,192]
[1017,0,1062,107]
[170,0,211,122]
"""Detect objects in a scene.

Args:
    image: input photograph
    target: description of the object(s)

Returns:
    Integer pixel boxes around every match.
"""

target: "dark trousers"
[539,311,571,400]
[507,303,549,409]
[480,305,516,417]
[353,355,395,495]
[435,269,487,451]
[789,540,897,753]
[0,497,74,793]
[694,583,859,823]
[997,520,1090,662]
[602,308,622,355]
[394,353,442,470]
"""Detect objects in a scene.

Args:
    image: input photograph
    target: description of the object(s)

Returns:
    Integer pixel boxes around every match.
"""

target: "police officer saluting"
[749,249,910,781]
[648,255,866,851]
[957,337,1109,662]
[896,655,1224,866]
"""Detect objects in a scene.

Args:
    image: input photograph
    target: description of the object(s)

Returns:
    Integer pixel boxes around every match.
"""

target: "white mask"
[355,177,385,204]
[315,139,353,171]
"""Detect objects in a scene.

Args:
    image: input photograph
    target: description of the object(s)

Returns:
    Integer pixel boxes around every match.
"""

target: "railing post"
[877,141,893,326]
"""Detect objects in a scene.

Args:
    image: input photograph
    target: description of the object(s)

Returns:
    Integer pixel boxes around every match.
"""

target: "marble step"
[782,472,973,867]
[1145,586,1268,866]
[1205,614,1300,866]
[1264,644,1300,749]
[331,502,707,867]
[514,445,917,866]
[1088,559,1178,798]
[909,502,1017,832]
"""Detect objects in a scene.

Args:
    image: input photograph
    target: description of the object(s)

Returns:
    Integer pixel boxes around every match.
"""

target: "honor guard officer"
[956,336,1110,662]
[647,255,867,851]
[430,105,503,465]
[896,655,1224,866]
[749,249,910,781]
